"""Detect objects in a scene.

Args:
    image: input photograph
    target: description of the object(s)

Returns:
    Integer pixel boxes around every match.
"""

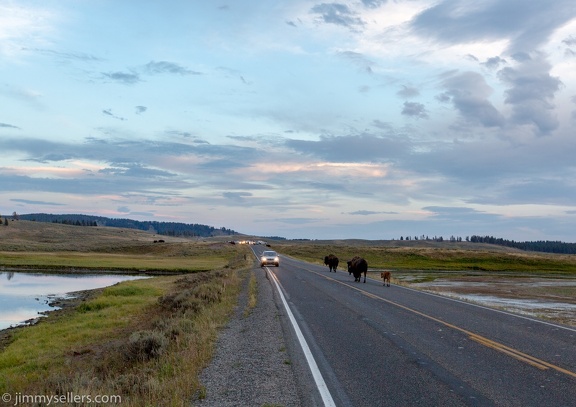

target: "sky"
[1,0,576,241]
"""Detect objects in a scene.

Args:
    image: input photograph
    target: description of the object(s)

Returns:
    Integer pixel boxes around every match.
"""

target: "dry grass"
[0,220,243,272]
[273,242,576,275]
[244,270,258,317]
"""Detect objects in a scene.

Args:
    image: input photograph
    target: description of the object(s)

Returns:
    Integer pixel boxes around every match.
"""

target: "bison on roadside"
[347,257,368,283]
[324,254,339,272]
[381,271,391,287]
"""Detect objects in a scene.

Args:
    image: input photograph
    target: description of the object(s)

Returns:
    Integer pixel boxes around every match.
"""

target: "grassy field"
[2,220,576,404]
[0,220,243,272]
[272,241,576,275]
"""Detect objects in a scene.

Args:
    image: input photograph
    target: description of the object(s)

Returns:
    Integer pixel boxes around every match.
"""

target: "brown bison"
[324,254,339,272]
[347,256,360,275]
[347,257,368,283]
[381,271,391,287]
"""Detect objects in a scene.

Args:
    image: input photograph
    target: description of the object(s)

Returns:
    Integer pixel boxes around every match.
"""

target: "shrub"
[126,330,167,362]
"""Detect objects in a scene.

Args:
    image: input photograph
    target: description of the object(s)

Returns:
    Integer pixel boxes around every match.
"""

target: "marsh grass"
[0,268,248,405]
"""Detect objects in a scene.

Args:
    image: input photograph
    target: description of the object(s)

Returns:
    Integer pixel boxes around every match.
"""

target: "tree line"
[399,234,576,254]
[15,213,237,238]
[468,235,576,254]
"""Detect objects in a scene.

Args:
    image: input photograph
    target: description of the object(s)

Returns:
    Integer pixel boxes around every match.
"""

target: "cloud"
[338,51,375,74]
[310,3,365,30]
[135,106,147,115]
[142,61,202,76]
[346,210,397,215]
[0,3,54,58]
[271,217,324,225]
[11,198,64,206]
[562,35,576,46]
[397,85,420,99]
[361,0,386,8]
[498,55,562,134]
[440,71,505,127]
[102,109,126,121]
[409,0,576,54]
[285,133,411,162]
[482,56,507,70]
[99,164,176,178]
[223,192,252,202]
[22,47,103,62]
[101,71,141,85]
[0,122,20,129]
[401,102,428,119]
[0,85,44,108]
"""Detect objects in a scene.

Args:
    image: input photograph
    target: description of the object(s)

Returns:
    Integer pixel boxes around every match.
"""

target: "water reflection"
[0,271,147,331]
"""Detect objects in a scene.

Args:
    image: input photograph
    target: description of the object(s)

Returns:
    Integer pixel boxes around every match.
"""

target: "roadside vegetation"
[244,270,258,317]
[0,221,253,405]
[0,266,251,405]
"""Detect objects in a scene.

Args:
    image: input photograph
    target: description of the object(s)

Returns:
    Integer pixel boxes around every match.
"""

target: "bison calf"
[380,271,391,287]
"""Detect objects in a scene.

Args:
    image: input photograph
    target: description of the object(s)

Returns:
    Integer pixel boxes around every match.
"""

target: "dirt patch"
[410,276,576,327]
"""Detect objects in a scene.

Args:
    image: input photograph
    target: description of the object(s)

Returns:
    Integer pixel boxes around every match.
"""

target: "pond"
[0,271,147,331]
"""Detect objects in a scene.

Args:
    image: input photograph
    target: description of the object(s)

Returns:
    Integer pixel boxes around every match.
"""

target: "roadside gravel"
[193,266,303,407]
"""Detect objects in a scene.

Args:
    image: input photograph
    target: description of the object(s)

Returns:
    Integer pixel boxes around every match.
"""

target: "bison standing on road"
[381,271,391,287]
[324,254,339,272]
[347,256,360,275]
[347,257,368,283]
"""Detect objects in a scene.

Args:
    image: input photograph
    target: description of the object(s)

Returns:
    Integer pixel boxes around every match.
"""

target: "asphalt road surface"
[253,247,576,407]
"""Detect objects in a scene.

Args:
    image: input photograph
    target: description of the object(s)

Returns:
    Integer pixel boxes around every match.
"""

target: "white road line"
[266,267,336,407]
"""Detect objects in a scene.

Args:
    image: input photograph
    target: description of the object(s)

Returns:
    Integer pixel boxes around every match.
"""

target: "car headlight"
[274,257,279,262]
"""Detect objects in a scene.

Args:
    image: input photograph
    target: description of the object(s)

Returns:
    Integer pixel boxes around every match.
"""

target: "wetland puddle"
[409,277,576,326]
[0,271,146,330]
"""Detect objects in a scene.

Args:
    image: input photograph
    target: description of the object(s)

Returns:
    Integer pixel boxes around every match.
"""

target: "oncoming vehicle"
[260,250,280,267]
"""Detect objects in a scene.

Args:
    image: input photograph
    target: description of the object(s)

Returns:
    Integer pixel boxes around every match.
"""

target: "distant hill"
[16,213,238,238]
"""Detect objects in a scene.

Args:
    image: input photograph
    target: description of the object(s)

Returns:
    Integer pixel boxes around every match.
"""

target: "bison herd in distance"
[323,254,391,287]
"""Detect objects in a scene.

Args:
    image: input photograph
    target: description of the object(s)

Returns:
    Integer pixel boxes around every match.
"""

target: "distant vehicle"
[260,250,280,267]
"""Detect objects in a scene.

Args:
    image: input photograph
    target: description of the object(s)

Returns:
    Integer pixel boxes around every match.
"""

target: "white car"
[260,250,280,267]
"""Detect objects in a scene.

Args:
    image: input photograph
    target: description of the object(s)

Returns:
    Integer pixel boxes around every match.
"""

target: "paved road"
[254,247,576,407]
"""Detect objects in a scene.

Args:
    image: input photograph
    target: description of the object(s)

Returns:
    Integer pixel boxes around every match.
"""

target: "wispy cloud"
[310,3,365,30]
[0,123,20,129]
[101,71,141,85]
[142,61,202,76]
[11,198,65,206]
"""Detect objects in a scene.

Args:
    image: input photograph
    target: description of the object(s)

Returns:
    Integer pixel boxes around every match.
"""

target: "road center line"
[311,268,576,380]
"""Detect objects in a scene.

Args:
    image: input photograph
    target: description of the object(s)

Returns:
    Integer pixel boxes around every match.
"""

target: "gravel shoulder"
[193,266,303,406]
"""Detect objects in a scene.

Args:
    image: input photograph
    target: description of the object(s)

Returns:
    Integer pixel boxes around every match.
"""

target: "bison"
[324,254,339,272]
[347,257,368,283]
[381,271,391,287]
[347,256,360,275]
